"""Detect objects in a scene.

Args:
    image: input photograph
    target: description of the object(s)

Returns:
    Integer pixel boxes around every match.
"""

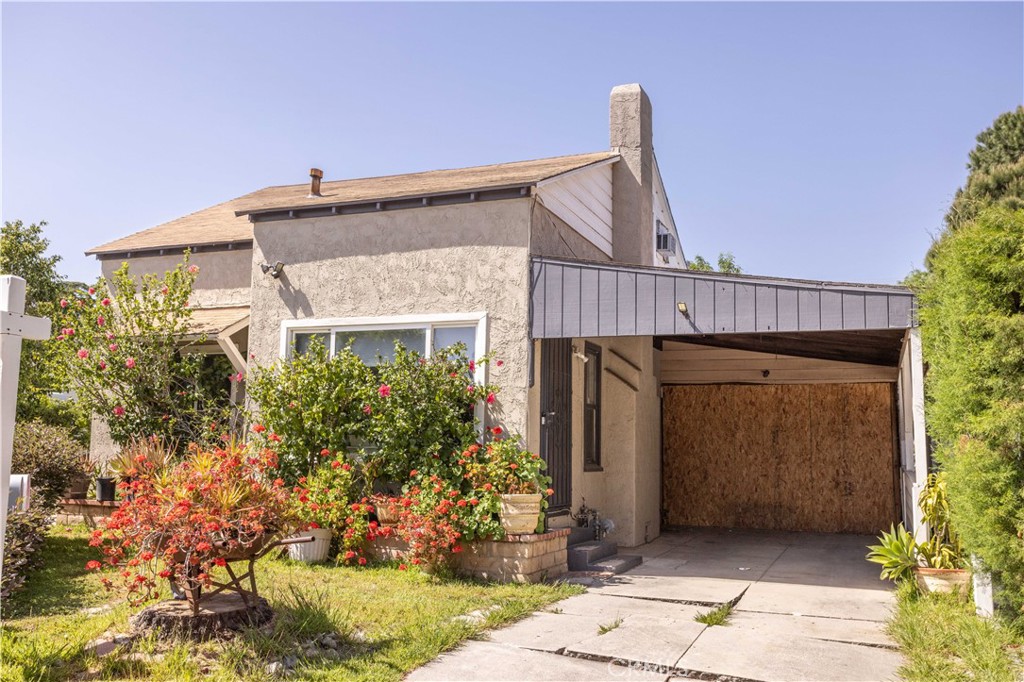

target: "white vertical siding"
[536,162,614,257]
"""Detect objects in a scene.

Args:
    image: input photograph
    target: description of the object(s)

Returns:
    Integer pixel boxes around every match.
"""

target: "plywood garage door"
[662,383,898,534]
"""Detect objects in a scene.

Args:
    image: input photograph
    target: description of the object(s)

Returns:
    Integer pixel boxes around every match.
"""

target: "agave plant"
[867,523,919,582]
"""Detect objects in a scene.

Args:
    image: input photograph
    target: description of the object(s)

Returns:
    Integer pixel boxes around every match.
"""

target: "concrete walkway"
[407,528,903,682]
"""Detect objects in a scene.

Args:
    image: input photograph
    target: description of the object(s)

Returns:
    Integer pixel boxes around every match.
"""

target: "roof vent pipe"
[309,168,323,197]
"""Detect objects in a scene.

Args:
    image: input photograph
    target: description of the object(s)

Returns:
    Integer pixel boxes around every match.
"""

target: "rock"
[84,633,134,657]
[265,661,285,677]
[320,635,339,649]
[129,594,273,641]
[350,628,369,644]
[282,654,298,670]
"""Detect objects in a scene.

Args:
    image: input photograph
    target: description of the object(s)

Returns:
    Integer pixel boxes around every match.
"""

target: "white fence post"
[0,275,51,559]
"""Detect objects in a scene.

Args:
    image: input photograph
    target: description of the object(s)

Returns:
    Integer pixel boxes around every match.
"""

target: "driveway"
[407,528,903,682]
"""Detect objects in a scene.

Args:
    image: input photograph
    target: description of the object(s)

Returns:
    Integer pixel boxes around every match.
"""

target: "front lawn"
[1,525,581,681]
[888,580,1023,682]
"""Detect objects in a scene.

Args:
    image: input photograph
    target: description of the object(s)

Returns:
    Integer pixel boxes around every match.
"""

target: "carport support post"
[907,327,929,542]
[0,276,51,558]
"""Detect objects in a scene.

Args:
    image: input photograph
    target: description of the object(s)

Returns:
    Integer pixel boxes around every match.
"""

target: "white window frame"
[279,312,489,385]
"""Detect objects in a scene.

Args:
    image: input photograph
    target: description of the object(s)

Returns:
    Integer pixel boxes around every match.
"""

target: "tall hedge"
[920,206,1024,620]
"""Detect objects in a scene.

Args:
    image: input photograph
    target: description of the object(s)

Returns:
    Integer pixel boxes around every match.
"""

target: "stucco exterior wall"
[98,248,253,308]
[248,199,534,436]
[529,201,611,262]
[526,336,661,548]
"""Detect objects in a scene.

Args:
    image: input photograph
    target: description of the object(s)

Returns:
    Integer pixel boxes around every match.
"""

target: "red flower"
[483,483,493,491]
[378,384,392,397]
[100,297,111,307]
[410,469,418,477]
[273,478,284,487]
[88,287,96,295]
[214,557,227,567]
[139,551,154,561]
[331,460,342,469]
[252,424,267,434]
[545,488,555,496]
[468,360,476,372]
[358,557,367,566]
[125,357,136,369]
[399,564,407,571]
[509,463,518,470]
[342,463,351,471]
[96,315,105,326]
[492,426,503,435]
[320,448,331,457]
[195,542,212,552]
[85,560,102,570]
[98,361,107,370]
[496,359,504,367]
[268,433,282,443]
[486,392,496,405]
[60,299,69,308]
[112,405,126,417]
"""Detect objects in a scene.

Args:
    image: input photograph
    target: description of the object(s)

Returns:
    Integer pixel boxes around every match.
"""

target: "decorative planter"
[373,500,400,526]
[499,493,543,534]
[914,567,971,595]
[95,477,116,502]
[287,528,332,563]
[65,476,90,500]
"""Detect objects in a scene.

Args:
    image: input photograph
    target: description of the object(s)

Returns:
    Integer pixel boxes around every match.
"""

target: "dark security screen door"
[540,338,572,513]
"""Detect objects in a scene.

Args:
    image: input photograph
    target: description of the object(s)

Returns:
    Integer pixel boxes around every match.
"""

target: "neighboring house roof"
[86,152,616,256]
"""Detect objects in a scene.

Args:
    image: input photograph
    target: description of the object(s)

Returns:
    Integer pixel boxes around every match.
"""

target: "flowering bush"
[467,429,552,497]
[396,473,465,571]
[247,340,373,482]
[86,441,296,604]
[55,254,232,448]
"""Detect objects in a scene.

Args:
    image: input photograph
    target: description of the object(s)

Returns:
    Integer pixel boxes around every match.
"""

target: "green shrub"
[920,206,1024,622]
[12,419,87,510]
[1,503,52,598]
[248,339,373,482]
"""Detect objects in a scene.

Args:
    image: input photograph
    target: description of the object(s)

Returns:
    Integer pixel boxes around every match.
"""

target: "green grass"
[888,580,1023,682]
[694,602,733,627]
[1,525,582,681]
[597,616,623,635]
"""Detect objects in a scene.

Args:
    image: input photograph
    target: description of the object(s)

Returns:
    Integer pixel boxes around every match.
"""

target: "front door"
[540,338,572,514]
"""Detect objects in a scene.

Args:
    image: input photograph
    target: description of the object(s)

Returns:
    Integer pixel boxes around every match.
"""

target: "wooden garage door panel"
[663,383,897,534]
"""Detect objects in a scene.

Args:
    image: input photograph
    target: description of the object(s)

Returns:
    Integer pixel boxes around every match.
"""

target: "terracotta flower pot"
[914,567,971,596]
[499,493,542,534]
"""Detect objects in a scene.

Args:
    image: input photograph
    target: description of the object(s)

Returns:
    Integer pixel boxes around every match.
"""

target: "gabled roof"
[87,152,616,256]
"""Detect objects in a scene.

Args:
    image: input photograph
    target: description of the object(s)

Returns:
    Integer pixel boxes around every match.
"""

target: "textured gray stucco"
[99,248,253,308]
[248,199,535,436]
[610,84,655,266]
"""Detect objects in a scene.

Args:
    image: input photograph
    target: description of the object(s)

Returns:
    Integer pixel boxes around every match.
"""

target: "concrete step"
[588,554,642,575]
[567,526,595,547]
[567,540,617,571]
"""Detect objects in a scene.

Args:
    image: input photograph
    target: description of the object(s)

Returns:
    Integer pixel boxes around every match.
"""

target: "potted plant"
[86,441,297,611]
[288,451,358,563]
[867,472,969,594]
[66,456,95,499]
[469,429,552,535]
[94,461,116,502]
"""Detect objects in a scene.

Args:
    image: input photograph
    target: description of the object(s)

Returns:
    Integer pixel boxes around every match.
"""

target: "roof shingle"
[87,152,615,256]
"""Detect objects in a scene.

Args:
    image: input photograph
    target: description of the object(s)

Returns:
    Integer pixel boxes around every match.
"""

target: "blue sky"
[3,2,1022,285]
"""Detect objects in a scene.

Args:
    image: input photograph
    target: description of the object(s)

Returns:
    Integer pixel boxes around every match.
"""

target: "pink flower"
[96,315,105,327]
[466,385,475,393]
[468,360,476,372]
[125,357,136,369]
[362,404,372,415]
[88,287,96,295]
[112,405,125,417]
[98,361,107,370]
[160,286,169,295]
[188,265,200,274]
[77,348,89,359]
[106,332,115,340]
[496,359,504,367]
[108,343,118,352]
[100,298,111,307]
[486,392,496,405]
[378,384,391,398]
[59,299,69,308]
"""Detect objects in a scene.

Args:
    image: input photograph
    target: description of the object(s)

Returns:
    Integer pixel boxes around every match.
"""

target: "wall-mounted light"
[260,261,285,279]
[676,301,689,316]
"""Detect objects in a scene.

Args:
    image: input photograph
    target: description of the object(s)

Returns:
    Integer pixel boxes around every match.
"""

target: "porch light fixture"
[676,301,688,316]
[260,261,285,279]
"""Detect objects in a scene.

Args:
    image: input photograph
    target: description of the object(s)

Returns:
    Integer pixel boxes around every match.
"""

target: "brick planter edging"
[57,498,122,527]
[367,527,569,584]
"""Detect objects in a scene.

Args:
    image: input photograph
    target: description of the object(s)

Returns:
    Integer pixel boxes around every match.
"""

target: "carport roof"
[530,257,916,362]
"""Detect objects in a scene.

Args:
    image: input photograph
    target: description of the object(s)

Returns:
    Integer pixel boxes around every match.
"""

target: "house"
[86,84,929,549]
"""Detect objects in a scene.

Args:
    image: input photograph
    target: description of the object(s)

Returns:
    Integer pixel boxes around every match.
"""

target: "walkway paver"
[406,529,902,682]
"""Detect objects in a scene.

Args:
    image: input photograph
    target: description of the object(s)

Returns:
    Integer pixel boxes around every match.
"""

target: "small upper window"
[583,343,602,470]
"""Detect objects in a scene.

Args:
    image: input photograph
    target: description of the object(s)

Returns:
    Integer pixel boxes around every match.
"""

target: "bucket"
[287,528,333,563]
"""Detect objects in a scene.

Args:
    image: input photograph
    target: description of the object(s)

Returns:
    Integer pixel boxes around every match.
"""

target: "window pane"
[584,408,599,466]
[336,328,426,366]
[432,325,476,359]
[294,332,329,356]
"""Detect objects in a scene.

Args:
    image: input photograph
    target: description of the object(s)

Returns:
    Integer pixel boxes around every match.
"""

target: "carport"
[529,257,929,543]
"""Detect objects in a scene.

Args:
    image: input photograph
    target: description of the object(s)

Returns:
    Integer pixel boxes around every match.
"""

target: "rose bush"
[55,254,232,449]
[86,441,295,604]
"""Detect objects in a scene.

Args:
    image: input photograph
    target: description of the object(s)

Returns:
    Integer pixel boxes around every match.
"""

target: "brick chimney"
[609,84,654,265]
